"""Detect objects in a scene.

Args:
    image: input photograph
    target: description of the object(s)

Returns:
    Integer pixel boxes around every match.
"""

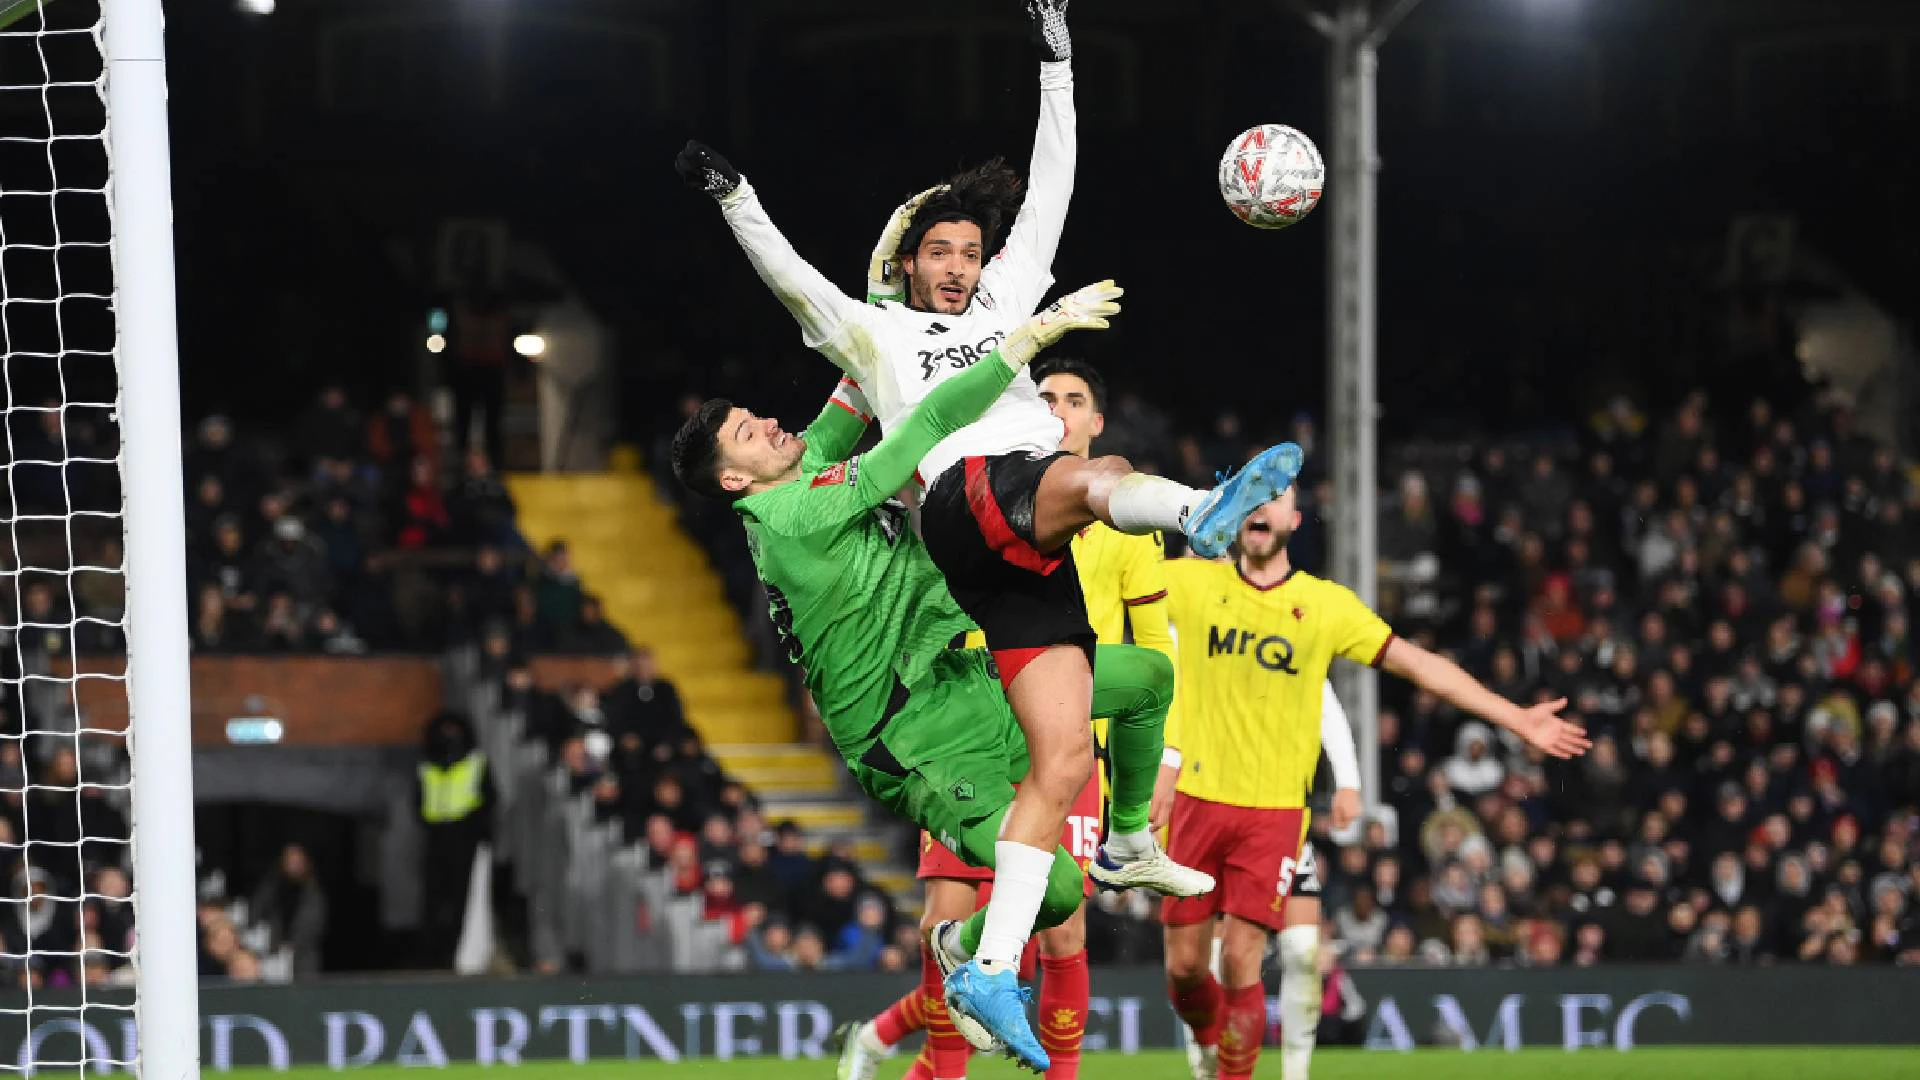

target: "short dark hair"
[896,157,1025,265]
[1033,357,1106,412]
[670,397,740,501]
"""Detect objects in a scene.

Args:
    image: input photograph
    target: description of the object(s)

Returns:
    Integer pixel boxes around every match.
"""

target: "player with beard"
[1154,483,1591,1080]
[678,2,1292,1057]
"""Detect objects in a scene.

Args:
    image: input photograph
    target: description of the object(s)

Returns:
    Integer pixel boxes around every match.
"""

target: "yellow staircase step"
[760,802,866,832]
[809,838,894,864]
[507,472,797,746]
[710,743,845,795]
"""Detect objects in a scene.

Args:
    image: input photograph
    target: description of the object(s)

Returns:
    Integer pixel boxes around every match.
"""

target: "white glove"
[866,185,948,304]
[1000,279,1122,372]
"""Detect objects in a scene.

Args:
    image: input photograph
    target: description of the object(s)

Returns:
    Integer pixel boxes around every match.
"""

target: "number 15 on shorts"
[1068,816,1100,860]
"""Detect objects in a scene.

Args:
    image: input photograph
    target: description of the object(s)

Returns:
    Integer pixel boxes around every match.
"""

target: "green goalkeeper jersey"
[735,358,1017,760]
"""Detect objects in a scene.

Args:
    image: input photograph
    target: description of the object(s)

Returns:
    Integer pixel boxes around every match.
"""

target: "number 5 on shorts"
[1275,854,1298,898]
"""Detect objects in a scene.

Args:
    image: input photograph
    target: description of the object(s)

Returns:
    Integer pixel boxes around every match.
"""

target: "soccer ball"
[1218,124,1325,229]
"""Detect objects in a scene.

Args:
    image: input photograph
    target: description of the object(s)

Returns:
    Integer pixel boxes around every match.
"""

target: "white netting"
[2,0,139,1071]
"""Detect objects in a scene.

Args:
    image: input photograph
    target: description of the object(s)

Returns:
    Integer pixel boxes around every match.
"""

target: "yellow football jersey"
[1163,559,1393,809]
[1072,524,1172,648]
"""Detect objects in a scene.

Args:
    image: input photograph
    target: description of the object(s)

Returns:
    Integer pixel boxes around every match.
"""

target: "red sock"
[922,940,972,1077]
[872,984,927,1046]
[1038,951,1090,1079]
[1170,972,1226,1047]
[1217,983,1268,1080]
[902,1043,937,1080]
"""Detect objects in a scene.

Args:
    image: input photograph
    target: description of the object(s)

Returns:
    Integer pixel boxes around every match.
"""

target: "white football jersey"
[720,59,1078,489]
[816,280,1064,486]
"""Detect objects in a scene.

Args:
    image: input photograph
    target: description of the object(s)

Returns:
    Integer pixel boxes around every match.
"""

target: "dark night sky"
[19,0,1918,449]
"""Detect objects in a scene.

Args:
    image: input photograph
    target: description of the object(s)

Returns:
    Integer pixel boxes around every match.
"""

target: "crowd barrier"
[6,965,1916,1069]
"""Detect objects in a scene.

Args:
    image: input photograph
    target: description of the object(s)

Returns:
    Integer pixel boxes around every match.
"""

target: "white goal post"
[107,0,201,1074]
[2,0,198,1073]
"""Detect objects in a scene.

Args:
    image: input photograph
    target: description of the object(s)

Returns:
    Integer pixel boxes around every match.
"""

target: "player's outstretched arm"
[987,1,1077,314]
[1377,638,1593,760]
[675,141,871,373]
[846,280,1121,507]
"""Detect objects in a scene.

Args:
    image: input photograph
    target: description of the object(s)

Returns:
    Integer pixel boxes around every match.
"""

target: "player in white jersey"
[676,4,1300,1053]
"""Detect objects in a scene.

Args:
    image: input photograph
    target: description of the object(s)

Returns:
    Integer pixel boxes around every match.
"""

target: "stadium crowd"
[666,381,1920,971]
[178,387,529,655]
[1089,388,1920,969]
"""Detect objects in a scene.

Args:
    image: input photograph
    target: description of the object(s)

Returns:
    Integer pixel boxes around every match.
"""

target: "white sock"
[858,1020,889,1055]
[939,920,974,963]
[976,840,1054,967]
[1106,473,1201,534]
[1209,933,1225,982]
[1103,827,1157,861]
[1277,924,1322,1080]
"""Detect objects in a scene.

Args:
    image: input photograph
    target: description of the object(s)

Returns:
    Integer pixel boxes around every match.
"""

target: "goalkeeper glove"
[866,184,948,305]
[1027,0,1071,63]
[1000,279,1121,373]
[675,140,743,201]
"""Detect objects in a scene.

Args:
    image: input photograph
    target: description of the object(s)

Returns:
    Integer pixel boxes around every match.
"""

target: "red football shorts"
[918,772,1103,898]
[1160,793,1308,932]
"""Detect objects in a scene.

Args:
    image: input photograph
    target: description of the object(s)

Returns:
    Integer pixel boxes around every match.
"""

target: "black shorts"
[921,451,1095,655]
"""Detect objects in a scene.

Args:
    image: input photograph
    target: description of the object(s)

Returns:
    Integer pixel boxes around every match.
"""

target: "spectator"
[249,843,327,978]
[5,867,80,988]
[1448,913,1491,966]
[252,516,332,613]
[1443,722,1505,797]
[534,542,585,638]
[567,596,631,655]
[367,390,435,468]
[446,293,514,466]
[832,894,892,970]
[794,862,861,943]
[748,918,797,971]
[415,711,494,969]
[450,448,520,550]
[1332,884,1389,954]
[392,455,452,550]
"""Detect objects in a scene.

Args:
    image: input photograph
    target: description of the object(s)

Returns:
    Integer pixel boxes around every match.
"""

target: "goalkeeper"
[669,282,1211,1074]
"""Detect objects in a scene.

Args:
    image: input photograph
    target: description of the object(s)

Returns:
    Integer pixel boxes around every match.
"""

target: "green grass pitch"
[221,1046,1920,1080]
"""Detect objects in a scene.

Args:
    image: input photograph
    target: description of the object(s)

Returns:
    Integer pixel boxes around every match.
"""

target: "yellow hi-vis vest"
[419,752,486,824]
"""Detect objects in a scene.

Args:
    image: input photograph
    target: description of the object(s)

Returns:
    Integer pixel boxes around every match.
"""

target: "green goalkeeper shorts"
[847,648,1028,866]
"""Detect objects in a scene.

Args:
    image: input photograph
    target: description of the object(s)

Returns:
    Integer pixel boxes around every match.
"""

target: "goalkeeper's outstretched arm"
[675,141,871,376]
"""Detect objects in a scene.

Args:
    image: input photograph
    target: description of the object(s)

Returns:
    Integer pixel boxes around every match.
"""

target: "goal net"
[3,0,197,1073]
